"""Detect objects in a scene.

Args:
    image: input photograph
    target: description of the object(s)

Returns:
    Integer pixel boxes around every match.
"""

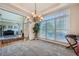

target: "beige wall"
[69,4,79,34]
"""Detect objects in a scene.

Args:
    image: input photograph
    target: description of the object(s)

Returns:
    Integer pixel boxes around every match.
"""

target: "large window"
[56,17,68,42]
[0,9,25,39]
[39,9,69,42]
[46,19,55,40]
[39,21,46,39]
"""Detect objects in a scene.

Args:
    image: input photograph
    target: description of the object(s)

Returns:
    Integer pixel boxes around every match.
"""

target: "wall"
[69,4,79,35]
[24,19,29,39]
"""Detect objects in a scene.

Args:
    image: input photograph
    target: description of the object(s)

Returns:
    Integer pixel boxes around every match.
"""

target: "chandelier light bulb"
[41,17,43,20]
[27,16,30,19]
[33,14,36,17]
[27,3,43,22]
[38,15,41,17]
[32,12,35,15]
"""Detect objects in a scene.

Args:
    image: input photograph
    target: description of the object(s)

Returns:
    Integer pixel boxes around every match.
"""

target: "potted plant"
[33,22,40,40]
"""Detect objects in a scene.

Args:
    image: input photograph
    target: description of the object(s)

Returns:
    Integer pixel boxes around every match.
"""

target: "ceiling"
[0,3,71,17]
[11,3,60,14]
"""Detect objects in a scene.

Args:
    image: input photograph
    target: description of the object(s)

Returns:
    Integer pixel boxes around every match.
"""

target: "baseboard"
[39,38,69,47]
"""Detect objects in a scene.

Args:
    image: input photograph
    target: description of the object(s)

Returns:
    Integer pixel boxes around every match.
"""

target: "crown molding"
[9,4,32,16]
[42,4,71,16]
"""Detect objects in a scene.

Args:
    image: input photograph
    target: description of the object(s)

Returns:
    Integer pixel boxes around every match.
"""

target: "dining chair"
[65,34,79,56]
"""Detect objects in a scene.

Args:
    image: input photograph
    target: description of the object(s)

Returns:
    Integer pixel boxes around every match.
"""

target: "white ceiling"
[10,3,61,16]
[11,3,60,13]
[0,3,72,17]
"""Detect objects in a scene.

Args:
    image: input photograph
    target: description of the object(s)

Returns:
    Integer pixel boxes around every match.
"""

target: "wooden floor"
[0,40,76,56]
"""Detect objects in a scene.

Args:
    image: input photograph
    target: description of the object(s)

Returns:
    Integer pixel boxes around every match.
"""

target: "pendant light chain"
[35,3,37,14]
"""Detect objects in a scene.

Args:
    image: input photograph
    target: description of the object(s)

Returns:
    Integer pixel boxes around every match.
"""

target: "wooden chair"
[65,34,79,56]
[76,42,79,55]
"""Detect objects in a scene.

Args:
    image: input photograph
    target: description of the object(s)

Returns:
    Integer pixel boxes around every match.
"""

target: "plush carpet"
[0,40,76,56]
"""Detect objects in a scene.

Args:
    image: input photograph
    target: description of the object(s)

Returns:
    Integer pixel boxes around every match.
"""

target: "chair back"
[65,34,78,55]
[66,34,77,46]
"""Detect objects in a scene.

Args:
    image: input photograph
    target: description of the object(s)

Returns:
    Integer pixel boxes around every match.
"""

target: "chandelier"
[27,3,43,22]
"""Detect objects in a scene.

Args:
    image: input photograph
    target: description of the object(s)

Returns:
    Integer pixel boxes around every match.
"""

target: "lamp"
[27,3,43,22]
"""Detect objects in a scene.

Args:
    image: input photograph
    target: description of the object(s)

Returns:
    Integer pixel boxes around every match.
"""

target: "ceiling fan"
[27,3,43,22]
